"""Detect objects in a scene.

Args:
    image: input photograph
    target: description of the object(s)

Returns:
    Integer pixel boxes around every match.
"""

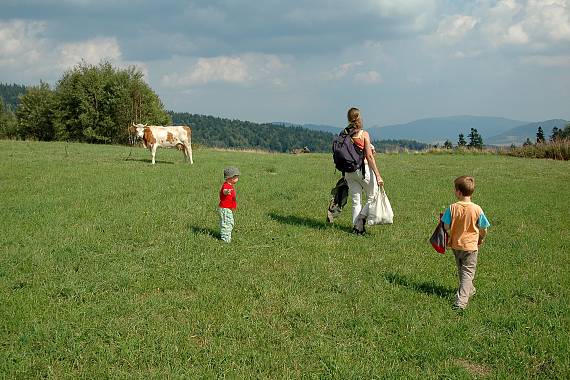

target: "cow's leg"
[151,145,157,164]
[180,144,189,162]
[187,142,193,164]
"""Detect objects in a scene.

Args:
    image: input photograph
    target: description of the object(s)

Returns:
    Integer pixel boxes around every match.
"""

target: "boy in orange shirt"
[442,176,490,310]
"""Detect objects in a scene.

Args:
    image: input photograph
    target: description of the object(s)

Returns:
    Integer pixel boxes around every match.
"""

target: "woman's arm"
[363,131,383,186]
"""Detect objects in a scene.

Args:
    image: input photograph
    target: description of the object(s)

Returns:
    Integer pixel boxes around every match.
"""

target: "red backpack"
[430,213,448,254]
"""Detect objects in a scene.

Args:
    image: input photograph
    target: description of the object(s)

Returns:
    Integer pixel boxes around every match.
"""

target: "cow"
[129,123,193,164]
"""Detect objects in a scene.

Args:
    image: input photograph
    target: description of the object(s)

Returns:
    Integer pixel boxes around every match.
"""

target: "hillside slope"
[367,116,528,143]
[171,112,334,153]
[487,119,569,145]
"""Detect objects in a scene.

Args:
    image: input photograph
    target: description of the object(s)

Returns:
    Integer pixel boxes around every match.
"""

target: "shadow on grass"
[188,225,220,240]
[268,212,353,233]
[383,272,454,299]
[123,156,175,165]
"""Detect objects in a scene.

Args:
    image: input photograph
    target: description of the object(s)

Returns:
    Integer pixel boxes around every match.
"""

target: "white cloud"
[0,19,143,84]
[452,50,483,59]
[434,15,479,43]
[427,0,570,62]
[524,0,570,41]
[323,61,364,80]
[57,37,122,69]
[0,19,47,66]
[353,70,382,84]
[161,54,289,87]
[503,23,529,44]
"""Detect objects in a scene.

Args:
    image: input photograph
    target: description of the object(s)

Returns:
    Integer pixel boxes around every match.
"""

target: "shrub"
[506,140,570,160]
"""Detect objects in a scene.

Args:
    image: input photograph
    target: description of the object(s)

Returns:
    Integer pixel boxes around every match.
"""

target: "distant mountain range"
[369,116,528,143]
[486,119,569,145]
[274,116,569,146]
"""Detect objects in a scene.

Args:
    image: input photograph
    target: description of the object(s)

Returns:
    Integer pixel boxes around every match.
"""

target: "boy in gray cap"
[219,167,240,242]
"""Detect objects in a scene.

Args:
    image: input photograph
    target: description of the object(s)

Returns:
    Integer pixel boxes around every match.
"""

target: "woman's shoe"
[353,214,366,234]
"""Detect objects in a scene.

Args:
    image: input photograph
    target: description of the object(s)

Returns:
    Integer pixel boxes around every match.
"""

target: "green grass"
[1,140,569,379]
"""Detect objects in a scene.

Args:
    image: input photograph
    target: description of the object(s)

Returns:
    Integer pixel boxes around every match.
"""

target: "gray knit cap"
[224,167,240,179]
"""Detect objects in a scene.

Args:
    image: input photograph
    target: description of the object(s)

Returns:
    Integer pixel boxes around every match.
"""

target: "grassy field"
[1,140,569,379]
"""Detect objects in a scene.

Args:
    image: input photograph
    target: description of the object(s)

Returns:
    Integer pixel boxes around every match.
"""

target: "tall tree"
[467,128,483,149]
[458,133,466,147]
[523,138,533,146]
[52,60,170,144]
[443,139,453,149]
[15,82,56,141]
[536,126,545,143]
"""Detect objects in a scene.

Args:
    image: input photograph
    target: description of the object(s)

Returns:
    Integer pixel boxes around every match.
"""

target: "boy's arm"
[477,211,490,246]
[478,228,487,245]
[441,207,452,235]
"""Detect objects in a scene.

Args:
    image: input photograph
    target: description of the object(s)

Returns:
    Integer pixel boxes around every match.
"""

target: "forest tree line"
[170,113,334,153]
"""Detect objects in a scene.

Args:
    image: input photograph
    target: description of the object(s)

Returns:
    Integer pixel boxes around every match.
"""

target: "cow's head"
[129,123,146,139]
[128,123,147,145]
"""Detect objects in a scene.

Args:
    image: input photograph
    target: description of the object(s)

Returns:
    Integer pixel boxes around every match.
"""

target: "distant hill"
[273,122,340,135]
[273,122,430,151]
[171,113,334,153]
[367,116,528,143]
[487,119,569,146]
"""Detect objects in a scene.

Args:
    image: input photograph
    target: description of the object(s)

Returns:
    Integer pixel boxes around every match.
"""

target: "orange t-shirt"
[447,201,485,251]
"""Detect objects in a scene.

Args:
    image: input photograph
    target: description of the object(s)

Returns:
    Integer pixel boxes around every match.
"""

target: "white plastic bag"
[367,186,394,225]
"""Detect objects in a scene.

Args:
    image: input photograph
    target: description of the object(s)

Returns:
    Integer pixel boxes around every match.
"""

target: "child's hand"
[223,189,232,195]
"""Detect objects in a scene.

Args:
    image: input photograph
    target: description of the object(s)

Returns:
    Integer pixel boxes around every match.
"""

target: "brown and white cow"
[130,123,193,164]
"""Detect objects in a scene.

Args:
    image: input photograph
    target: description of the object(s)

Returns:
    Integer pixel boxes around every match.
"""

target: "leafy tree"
[467,128,483,149]
[523,138,533,146]
[536,126,545,143]
[443,139,453,149]
[0,98,18,139]
[52,60,170,144]
[15,81,56,141]
[457,133,466,147]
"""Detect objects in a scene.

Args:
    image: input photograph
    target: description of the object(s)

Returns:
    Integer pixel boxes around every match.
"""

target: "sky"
[1,0,569,127]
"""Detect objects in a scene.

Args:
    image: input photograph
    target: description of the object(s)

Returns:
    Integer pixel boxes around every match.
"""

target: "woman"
[344,107,384,234]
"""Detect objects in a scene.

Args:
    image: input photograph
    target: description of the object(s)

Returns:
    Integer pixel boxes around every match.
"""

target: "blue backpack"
[332,127,364,173]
